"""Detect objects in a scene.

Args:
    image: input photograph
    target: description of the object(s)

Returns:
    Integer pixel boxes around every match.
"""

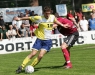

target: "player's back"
[57,17,78,36]
[57,17,73,27]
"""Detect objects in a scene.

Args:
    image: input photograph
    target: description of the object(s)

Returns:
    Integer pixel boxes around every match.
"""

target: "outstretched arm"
[15,17,30,20]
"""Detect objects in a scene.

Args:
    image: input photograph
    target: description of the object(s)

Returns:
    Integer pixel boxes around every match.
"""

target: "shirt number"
[47,24,53,28]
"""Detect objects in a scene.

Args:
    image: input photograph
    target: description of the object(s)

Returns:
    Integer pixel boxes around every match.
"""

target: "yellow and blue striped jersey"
[29,15,56,40]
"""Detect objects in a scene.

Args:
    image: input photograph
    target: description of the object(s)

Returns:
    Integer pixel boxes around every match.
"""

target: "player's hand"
[53,24,58,28]
[71,18,76,22]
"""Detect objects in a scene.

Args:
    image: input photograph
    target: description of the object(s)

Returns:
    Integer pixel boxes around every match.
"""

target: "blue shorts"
[32,38,52,52]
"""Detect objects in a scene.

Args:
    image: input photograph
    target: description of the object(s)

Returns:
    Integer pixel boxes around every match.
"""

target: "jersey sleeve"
[53,16,57,22]
[29,16,41,22]
[51,15,57,23]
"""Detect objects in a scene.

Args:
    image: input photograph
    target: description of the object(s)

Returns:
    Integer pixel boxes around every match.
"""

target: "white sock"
[67,61,70,63]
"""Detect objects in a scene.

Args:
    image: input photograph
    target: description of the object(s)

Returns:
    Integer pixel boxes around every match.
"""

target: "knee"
[29,53,36,58]
[31,53,36,57]
[61,43,67,49]
[38,54,44,59]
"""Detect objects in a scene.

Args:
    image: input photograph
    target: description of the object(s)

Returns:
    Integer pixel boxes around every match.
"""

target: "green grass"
[0,44,95,75]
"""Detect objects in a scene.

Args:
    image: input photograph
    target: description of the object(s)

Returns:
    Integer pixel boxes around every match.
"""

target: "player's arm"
[17,17,30,20]
[54,18,69,28]
[53,24,58,29]
[79,24,83,31]
[16,16,41,22]
[71,18,79,28]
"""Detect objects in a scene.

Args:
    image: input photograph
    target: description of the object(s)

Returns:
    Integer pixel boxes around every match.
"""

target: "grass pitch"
[0,44,95,75]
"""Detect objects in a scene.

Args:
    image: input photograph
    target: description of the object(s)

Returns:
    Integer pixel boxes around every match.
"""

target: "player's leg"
[21,49,38,68]
[16,38,41,74]
[63,47,71,67]
[16,49,38,74]
[67,47,71,57]
[31,39,52,67]
[62,34,79,69]
[61,42,71,67]
[61,36,73,68]
[31,49,47,67]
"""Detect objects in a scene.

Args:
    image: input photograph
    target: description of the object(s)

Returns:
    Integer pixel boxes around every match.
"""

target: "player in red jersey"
[56,14,79,69]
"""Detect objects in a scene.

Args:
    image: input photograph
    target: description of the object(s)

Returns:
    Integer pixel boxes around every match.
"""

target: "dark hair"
[43,6,51,12]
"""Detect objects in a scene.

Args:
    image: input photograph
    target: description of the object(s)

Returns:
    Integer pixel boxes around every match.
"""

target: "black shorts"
[64,32,79,47]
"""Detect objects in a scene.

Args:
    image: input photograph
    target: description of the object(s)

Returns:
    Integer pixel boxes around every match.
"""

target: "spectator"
[12,16,22,30]
[18,23,28,37]
[12,16,17,29]
[79,15,88,31]
[29,22,38,37]
[67,10,74,21]
[67,10,79,28]
[24,9,29,15]
[34,14,38,16]
[76,9,83,21]
[29,11,35,24]
[16,16,22,30]
[74,11,80,23]
[74,11,81,31]
[22,14,30,27]
[0,28,2,41]
[22,14,30,35]
[0,16,4,29]
[1,26,9,40]
[88,14,95,30]
[29,11,35,16]
[90,9,95,16]
[0,16,5,41]
[19,13,24,18]
[7,25,17,39]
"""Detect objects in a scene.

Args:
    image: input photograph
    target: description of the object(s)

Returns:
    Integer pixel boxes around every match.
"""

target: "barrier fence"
[0,31,95,54]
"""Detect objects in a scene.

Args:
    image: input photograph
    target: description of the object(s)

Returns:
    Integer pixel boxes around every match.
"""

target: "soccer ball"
[25,65,34,73]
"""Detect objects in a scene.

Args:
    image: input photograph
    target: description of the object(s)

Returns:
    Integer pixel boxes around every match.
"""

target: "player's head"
[43,6,51,19]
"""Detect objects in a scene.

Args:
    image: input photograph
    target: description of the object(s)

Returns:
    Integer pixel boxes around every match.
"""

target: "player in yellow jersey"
[16,6,69,74]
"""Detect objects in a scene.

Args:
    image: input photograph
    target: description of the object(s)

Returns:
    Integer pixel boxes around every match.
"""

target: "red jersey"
[77,12,83,20]
[57,17,78,36]
[30,25,38,36]
[30,25,38,31]
[67,13,74,18]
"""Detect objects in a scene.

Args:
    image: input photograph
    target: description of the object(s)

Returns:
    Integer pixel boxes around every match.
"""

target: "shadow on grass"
[15,65,63,74]
[35,65,63,70]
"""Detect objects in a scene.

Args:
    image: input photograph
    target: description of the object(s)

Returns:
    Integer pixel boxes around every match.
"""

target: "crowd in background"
[0,8,95,41]
[0,10,38,41]
[66,9,95,32]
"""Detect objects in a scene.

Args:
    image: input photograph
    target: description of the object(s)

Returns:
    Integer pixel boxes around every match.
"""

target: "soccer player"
[57,14,79,69]
[15,6,69,74]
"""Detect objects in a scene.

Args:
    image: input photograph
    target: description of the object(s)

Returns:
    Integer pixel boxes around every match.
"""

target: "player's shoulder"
[49,14,55,18]
[50,14,55,16]
[57,17,65,20]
